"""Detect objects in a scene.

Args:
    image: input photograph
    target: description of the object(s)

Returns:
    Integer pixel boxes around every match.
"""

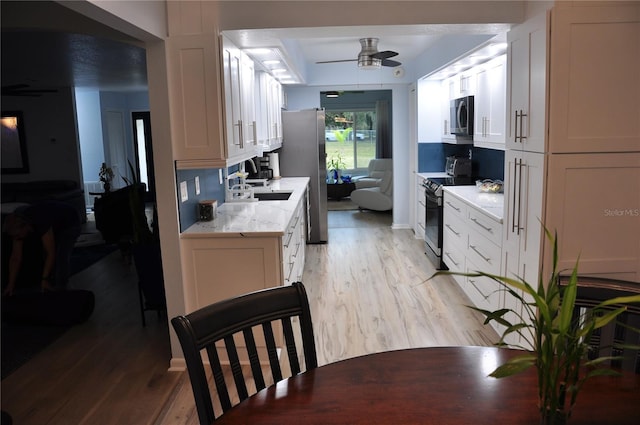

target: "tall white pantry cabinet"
[503,2,640,333]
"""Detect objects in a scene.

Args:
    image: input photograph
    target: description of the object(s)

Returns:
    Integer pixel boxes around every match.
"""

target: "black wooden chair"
[560,275,640,373]
[171,282,318,424]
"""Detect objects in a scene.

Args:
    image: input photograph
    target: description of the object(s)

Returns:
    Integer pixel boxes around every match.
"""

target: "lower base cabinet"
[179,191,308,361]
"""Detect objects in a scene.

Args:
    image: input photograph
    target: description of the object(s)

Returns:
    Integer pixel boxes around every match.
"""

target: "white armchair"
[350,169,393,211]
[351,159,393,189]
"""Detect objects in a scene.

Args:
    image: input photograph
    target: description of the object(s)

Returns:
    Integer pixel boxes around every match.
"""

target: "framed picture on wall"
[1,111,30,174]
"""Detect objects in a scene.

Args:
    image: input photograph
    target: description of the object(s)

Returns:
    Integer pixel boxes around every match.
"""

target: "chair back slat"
[223,335,249,401]
[206,343,232,413]
[282,317,302,375]
[262,321,283,382]
[171,282,317,424]
[243,328,267,392]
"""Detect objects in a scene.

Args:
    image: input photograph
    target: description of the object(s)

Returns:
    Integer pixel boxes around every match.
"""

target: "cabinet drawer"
[467,229,502,275]
[443,193,467,220]
[465,258,502,312]
[443,211,467,249]
[442,242,465,276]
[467,207,502,246]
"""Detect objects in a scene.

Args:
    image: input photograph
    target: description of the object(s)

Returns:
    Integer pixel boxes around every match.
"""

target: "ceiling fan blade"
[370,50,398,60]
[381,59,402,67]
[316,59,358,64]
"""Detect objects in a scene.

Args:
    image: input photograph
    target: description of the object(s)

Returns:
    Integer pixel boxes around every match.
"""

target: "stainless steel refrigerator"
[280,108,328,243]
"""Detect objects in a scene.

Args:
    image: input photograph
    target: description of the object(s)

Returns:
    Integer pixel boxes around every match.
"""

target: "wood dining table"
[214,346,640,424]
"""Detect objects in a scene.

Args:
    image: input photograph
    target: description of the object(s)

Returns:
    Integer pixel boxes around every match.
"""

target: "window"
[325,110,376,171]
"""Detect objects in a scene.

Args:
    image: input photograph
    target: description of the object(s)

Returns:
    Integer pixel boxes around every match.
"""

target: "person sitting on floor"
[3,201,81,296]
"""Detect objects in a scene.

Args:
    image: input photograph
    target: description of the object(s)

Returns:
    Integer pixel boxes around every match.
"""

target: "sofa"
[350,169,393,211]
[1,180,86,222]
[351,159,393,189]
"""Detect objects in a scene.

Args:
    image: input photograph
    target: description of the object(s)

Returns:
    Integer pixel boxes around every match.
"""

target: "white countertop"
[443,186,504,222]
[181,177,310,238]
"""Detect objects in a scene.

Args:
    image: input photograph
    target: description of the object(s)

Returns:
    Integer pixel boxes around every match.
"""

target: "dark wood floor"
[1,247,180,425]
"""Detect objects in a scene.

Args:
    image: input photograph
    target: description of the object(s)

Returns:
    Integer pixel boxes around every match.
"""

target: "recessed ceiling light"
[263,60,281,65]
[325,91,340,98]
[245,48,272,55]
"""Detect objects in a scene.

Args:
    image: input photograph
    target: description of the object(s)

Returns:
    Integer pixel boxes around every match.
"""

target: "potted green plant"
[98,162,114,192]
[434,228,640,425]
[327,154,346,183]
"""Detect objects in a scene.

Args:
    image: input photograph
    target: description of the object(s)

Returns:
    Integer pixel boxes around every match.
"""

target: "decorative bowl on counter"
[476,179,504,193]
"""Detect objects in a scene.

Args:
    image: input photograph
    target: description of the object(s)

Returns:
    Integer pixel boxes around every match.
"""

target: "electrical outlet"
[195,176,200,195]
[180,181,188,202]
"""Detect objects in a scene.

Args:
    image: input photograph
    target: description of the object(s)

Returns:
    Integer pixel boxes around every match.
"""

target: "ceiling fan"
[1,84,58,97]
[316,38,401,68]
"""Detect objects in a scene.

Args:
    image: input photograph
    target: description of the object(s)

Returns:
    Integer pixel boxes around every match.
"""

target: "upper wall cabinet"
[167,34,227,168]
[222,36,258,163]
[506,12,548,153]
[547,5,640,153]
[473,55,506,150]
[256,72,284,153]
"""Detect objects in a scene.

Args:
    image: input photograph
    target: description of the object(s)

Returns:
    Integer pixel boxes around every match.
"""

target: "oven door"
[424,189,442,257]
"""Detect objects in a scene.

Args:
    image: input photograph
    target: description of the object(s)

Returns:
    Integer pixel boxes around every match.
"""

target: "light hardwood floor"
[1,210,498,424]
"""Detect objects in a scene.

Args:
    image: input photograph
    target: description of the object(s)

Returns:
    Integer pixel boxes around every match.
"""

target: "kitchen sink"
[253,191,292,201]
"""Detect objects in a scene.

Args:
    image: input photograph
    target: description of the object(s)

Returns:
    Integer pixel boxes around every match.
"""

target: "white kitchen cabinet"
[167,34,227,168]
[544,152,640,281]
[415,175,426,239]
[506,12,548,153]
[547,5,640,153]
[283,195,307,285]
[442,189,504,318]
[222,36,257,163]
[501,150,544,346]
[473,55,506,150]
[180,186,308,313]
[440,78,456,143]
[256,72,284,153]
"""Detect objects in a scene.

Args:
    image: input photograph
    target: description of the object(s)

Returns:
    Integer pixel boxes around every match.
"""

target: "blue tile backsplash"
[176,168,226,232]
[418,143,504,180]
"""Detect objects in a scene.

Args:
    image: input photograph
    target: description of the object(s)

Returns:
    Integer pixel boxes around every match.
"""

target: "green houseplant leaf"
[431,227,640,425]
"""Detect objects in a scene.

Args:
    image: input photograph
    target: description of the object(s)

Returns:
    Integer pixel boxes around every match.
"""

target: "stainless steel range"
[423,156,477,270]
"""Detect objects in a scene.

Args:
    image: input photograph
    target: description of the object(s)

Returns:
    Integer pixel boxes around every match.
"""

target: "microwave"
[450,96,474,137]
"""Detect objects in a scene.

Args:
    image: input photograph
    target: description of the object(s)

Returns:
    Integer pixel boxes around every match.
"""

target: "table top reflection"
[215,346,640,425]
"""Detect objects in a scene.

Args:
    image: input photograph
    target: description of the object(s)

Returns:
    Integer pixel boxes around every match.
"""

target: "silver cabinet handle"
[519,110,527,142]
[469,245,491,263]
[445,201,461,212]
[252,120,257,145]
[470,217,493,233]
[445,223,460,236]
[444,252,460,267]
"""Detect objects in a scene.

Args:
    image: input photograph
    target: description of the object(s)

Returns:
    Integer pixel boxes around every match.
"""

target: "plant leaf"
[489,354,536,378]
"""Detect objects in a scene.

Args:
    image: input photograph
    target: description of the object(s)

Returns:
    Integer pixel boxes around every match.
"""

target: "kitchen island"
[179,177,309,325]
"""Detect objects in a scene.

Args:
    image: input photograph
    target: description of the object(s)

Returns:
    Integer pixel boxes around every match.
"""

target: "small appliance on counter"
[198,200,217,221]
[445,155,472,177]
[246,157,274,180]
